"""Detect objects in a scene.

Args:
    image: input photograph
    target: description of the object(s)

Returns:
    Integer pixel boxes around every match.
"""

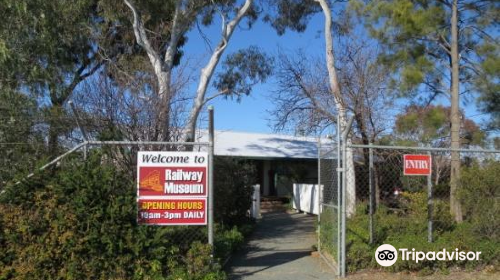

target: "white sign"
[137,151,208,225]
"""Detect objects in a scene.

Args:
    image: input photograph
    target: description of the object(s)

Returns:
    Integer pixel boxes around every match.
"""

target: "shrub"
[460,161,500,240]
[343,191,499,273]
[214,157,257,227]
[0,153,221,280]
[214,227,245,260]
[186,242,216,279]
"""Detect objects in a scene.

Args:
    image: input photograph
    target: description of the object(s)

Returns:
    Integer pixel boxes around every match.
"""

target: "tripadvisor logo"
[375,244,482,267]
[375,244,398,266]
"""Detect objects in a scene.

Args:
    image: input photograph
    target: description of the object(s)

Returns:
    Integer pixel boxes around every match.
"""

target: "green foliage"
[0,0,109,154]
[433,199,454,234]
[263,0,319,35]
[357,0,445,95]
[356,0,499,106]
[0,0,102,91]
[214,226,245,261]
[459,161,500,240]
[165,241,226,280]
[214,46,273,100]
[393,105,485,147]
[214,157,257,226]
[0,153,224,280]
[318,206,339,260]
[475,42,500,130]
[185,241,224,280]
[342,191,499,273]
[0,90,44,186]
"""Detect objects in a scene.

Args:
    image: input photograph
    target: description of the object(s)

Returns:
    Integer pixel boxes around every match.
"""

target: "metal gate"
[317,119,353,278]
[318,140,340,275]
[317,123,348,277]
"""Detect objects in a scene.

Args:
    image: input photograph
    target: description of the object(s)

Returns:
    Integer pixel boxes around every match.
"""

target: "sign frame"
[136,151,209,226]
[403,154,432,176]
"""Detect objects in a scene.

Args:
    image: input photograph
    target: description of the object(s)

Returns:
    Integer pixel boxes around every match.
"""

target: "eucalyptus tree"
[265,0,359,216]
[121,0,271,143]
[354,0,499,221]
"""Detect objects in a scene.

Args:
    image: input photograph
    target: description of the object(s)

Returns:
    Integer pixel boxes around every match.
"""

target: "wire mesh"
[318,143,340,274]
[345,144,500,268]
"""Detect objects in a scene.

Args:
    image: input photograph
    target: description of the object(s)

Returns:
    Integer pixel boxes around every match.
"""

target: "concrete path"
[227,211,335,280]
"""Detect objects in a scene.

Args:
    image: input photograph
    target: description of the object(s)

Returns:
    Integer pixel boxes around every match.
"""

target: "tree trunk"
[355,112,377,206]
[450,0,463,222]
[316,0,356,217]
[183,0,253,143]
[48,117,60,156]
[47,86,66,156]
[157,73,171,142]
[183,44,226,142]
[124,0,178,143]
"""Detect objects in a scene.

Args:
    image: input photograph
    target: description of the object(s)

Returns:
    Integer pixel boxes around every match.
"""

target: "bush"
[343,191,499,273]
[214,157,257,227]
[460,161,500,240]
[214,227,245,260]
[0,153,224,280]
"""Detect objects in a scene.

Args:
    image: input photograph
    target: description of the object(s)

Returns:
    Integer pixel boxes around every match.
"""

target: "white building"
[198,130,333,197]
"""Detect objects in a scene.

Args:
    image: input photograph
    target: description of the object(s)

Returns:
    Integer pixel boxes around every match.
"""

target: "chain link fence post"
[427,150,433,243]
[316,127,342,275]
[340,116,354,278]
[336,120,342,276]
[317,137,322,254]
[208,106,215,257]
[369,142,374,244]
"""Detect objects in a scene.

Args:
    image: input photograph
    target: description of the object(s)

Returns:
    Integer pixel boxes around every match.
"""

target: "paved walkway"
[227,211,335,280]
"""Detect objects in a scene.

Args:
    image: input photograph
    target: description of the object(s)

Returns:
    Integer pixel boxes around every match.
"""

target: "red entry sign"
[403,154,432,176]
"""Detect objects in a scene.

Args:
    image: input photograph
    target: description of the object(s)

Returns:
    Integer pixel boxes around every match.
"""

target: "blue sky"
[182,10,491,136]
[183,13,327,134]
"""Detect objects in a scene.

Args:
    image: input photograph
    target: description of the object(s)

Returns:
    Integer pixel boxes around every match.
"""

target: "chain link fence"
[341,144,500,273]
[318,141,340,275]
[346,145,500,244]
[318,133,500,277]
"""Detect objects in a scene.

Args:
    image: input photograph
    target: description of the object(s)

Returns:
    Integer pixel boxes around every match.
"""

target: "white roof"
[198,130,332,160]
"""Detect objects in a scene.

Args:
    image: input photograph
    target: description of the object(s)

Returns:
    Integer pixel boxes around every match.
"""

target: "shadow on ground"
[227,211,334,280]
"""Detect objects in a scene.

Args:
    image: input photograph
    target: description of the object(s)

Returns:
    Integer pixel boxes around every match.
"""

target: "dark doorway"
[268,169,276,196]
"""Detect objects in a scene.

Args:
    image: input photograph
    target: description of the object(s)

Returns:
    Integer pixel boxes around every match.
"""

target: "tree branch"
[183,0,253,142]
[123,0,163,77]
[164,0,182,70]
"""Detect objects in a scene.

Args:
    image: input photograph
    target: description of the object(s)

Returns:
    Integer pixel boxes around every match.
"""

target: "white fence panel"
[292,183,322,215]
[251,184,261,219]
